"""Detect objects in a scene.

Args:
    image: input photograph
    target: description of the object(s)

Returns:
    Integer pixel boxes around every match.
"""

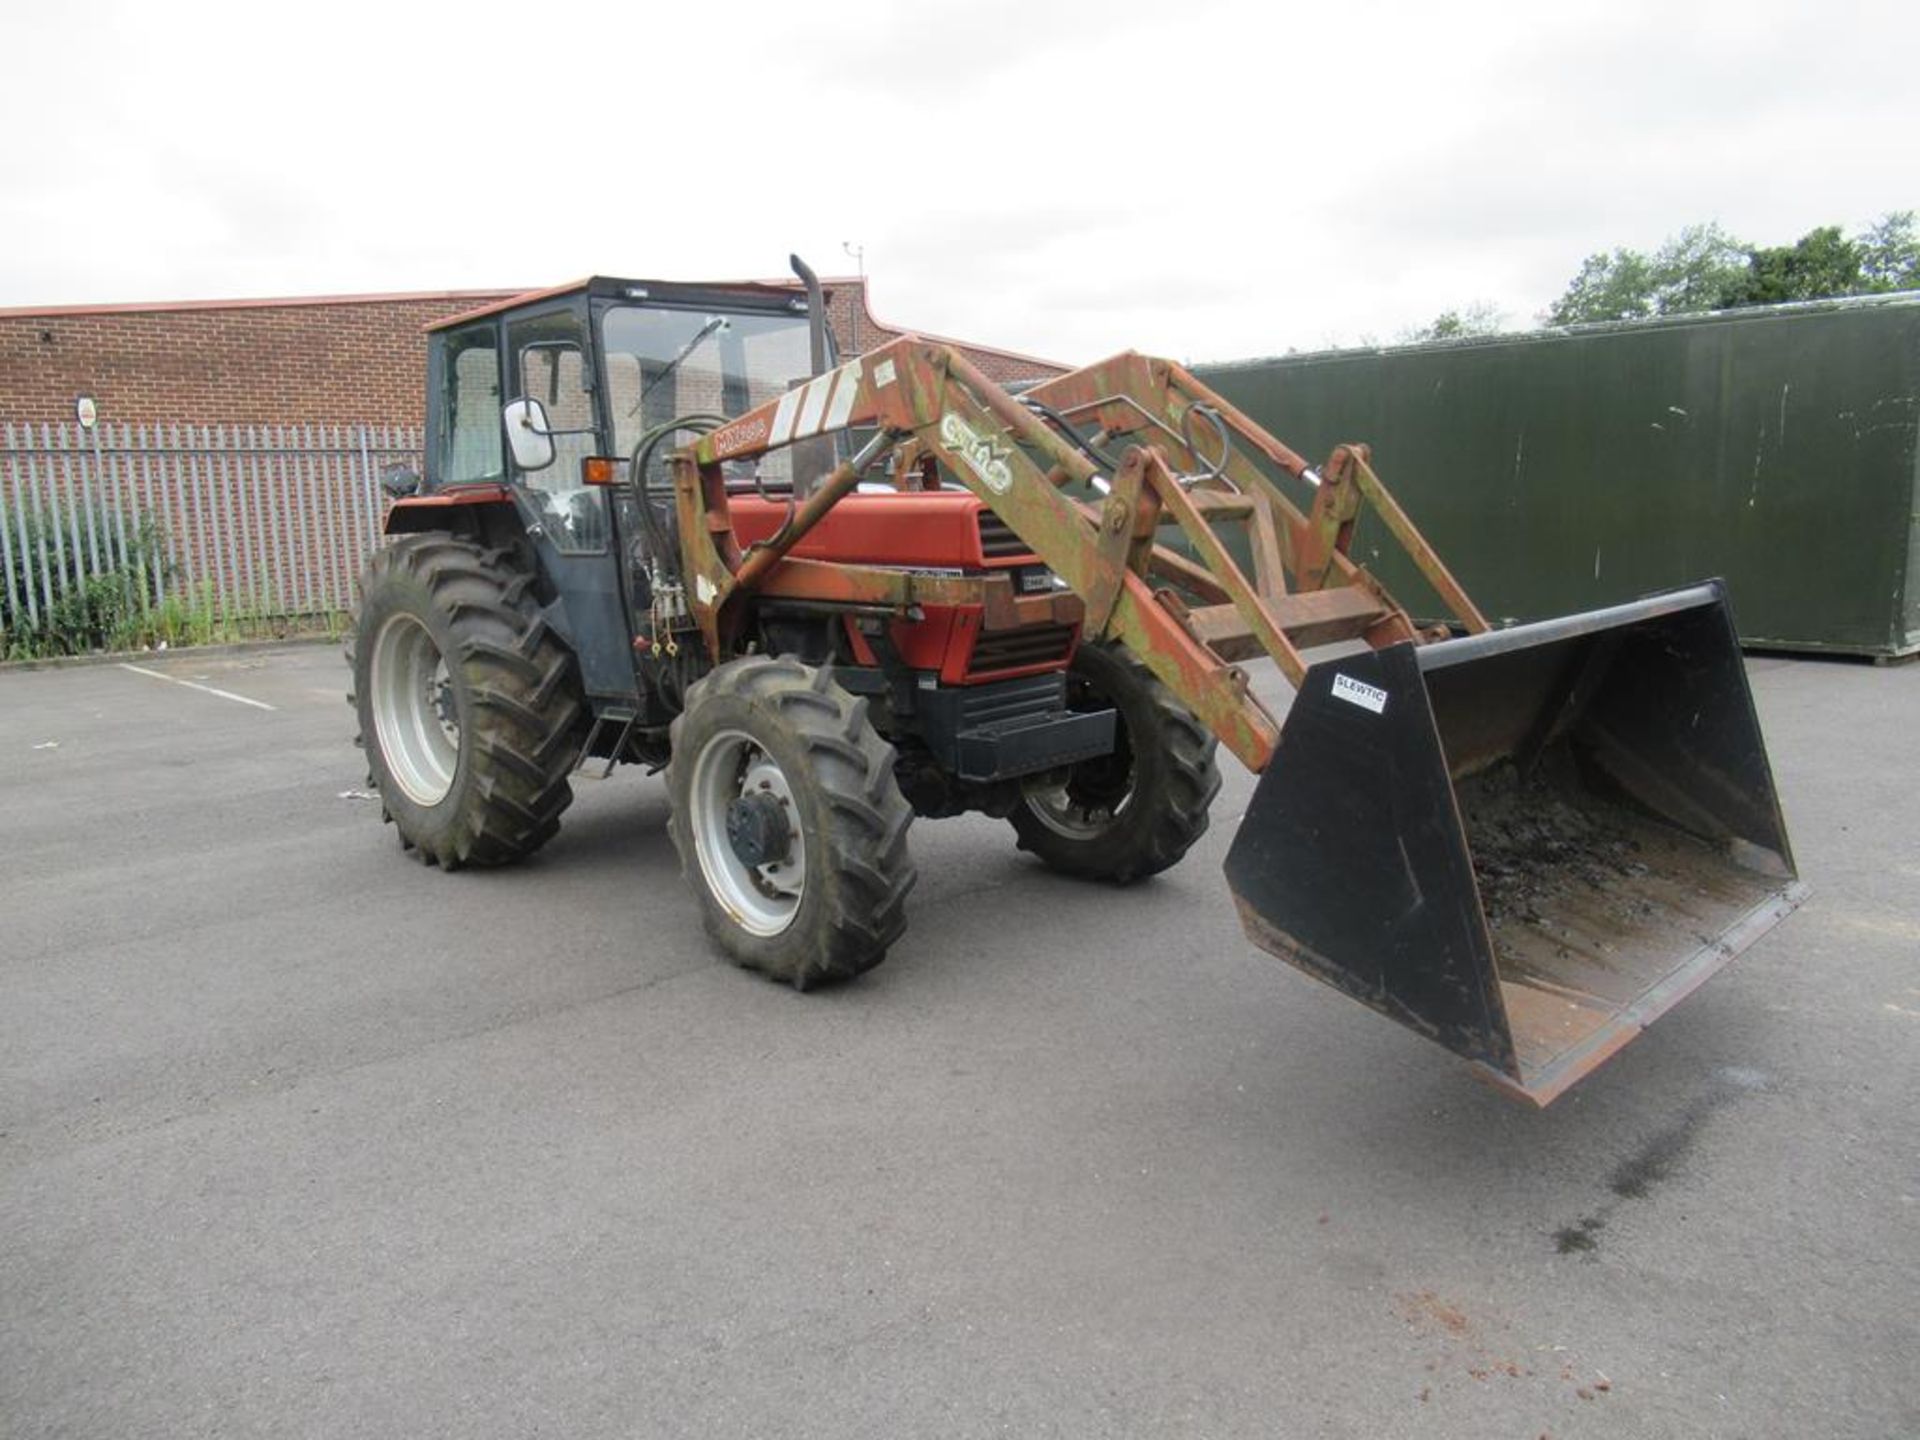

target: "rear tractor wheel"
[668,656,916,989]
[1009,641,1222,883]
[347,533,584,868]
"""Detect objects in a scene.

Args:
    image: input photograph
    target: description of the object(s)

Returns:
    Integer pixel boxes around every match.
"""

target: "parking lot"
[2,642,1915,1439]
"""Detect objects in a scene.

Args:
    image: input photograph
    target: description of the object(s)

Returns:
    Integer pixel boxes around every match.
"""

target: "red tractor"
[351,260,1803,1106]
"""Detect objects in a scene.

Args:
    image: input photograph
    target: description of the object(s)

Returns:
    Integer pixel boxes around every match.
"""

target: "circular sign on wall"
[75,395,98,429]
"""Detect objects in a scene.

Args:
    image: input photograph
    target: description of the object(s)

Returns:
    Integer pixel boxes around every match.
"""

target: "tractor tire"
[1009,641,1221,883]
[347,533,584,869]
[668,656,916,989]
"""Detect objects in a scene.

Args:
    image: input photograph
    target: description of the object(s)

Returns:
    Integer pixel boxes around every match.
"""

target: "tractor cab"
[408,275,829,701]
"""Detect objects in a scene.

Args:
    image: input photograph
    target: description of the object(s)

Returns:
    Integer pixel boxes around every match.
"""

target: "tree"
[1545,223,1746,325]
[1403,301,1508,342]
[1647,223,1750,314]
[1859,210,1920,292]
[1717,225,1862,307]
[1546,213,1919,325]
[1545,248,1656,325]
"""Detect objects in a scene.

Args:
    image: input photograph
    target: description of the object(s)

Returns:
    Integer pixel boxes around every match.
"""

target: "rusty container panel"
[1224,583,1805,1106]
[1196,296,1920,658]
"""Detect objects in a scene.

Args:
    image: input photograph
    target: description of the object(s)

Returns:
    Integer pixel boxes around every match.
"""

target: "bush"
[2,506,169,659]
[3,501,353,660]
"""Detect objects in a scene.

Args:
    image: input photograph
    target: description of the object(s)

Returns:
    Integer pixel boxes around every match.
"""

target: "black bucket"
[1224,582,1806,1106]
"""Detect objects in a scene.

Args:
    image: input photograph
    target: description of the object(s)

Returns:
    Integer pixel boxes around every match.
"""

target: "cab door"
[503,305,637,704]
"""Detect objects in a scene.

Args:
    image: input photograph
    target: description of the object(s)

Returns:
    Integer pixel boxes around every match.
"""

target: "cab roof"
[427,276,811,333]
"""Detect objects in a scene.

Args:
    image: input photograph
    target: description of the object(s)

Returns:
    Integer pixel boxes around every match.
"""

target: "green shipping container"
[1195,295,1920,658]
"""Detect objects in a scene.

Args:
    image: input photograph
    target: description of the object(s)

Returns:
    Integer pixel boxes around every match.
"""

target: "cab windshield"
[601,304,817,485]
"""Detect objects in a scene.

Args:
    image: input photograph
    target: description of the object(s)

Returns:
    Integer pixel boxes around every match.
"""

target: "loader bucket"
[1225,582,1806,1106]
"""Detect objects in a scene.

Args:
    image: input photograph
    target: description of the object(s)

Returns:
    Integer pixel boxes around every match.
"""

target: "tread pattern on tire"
[1011,641,1222,884]
[347,533,583,869]
[668,656,916,989]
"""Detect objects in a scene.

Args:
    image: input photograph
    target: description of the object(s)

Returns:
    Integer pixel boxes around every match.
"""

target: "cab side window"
[440,323,503,484]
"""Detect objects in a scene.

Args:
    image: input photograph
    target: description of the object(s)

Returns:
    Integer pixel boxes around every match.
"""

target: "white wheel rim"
[689,728,805,937]
[370,613,459,806]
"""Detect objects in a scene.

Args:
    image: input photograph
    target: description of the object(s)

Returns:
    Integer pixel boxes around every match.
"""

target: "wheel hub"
[1024,746,1135,838]
[725,791,792,869]
[687,733,806,938]
[428,663,457,740]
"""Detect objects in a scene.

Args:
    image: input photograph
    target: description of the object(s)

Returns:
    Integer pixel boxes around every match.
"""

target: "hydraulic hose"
[628,413,726,564]
[1016,396,1121,475]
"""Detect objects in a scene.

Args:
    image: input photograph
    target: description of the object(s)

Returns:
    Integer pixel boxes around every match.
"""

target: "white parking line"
[119,663,278,712]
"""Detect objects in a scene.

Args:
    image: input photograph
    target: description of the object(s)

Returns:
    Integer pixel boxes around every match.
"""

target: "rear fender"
[384,486,518,536]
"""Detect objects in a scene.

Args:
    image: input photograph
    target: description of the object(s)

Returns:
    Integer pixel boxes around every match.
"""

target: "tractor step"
[574,707,638,778]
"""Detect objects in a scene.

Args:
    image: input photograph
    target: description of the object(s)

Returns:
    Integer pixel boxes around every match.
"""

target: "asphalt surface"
[2,643,1915,1439]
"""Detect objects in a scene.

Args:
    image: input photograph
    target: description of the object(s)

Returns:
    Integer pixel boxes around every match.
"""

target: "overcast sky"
[2,0,1913,364]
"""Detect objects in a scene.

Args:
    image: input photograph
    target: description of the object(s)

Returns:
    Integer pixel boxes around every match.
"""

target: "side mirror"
[503,397,555,472]
[380,463,421,498]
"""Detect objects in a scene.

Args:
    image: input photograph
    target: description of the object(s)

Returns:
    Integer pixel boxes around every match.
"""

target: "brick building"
[0,276,1067,432]
[0,276,1070,633]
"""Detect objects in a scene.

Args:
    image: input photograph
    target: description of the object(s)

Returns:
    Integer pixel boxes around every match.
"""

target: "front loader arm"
[671,337,1487,773]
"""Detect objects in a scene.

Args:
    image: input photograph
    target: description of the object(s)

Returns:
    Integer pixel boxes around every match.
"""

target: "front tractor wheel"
[668,656,916,989]
[1010,641,1222,883]
[348,534,584,868]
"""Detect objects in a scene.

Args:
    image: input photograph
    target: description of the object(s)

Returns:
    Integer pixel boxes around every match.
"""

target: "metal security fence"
[2,421,421,648]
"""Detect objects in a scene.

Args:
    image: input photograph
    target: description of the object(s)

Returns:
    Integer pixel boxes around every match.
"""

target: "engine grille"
[976,511,1035,561]
[968,623,1077,676]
